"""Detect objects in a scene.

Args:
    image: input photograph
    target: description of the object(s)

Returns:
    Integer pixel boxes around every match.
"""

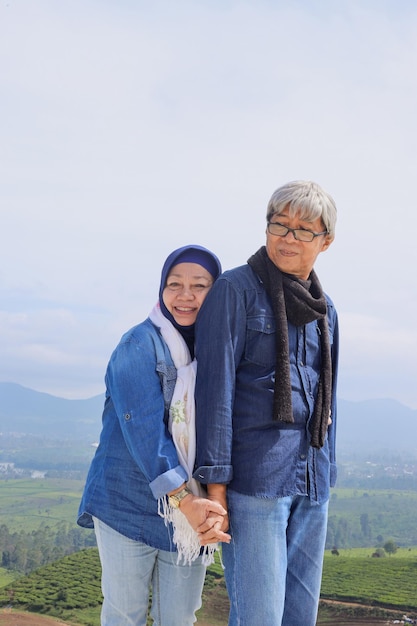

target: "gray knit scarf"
[247,246,332,449]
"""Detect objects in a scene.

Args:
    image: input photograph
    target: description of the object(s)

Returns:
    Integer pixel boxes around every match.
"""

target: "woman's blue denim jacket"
[193,264,339,505]
[77,318,188,551]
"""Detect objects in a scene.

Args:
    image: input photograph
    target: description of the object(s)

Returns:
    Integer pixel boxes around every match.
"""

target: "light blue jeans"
[93,517,206,626]
[222,491,329,626]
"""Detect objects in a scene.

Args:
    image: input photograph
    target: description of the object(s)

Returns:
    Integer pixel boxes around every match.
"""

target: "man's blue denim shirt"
[193,264,339,505]
[77,319,187,551]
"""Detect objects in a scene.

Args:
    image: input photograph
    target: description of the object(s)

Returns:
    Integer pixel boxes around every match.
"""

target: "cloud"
[1,0,416,406]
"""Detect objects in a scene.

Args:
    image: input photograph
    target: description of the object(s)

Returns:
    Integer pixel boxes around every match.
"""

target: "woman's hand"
[197,509,230,545]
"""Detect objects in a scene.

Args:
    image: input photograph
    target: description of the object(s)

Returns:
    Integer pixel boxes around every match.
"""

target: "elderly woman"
[194,181,339,626]
[78,244,229,626]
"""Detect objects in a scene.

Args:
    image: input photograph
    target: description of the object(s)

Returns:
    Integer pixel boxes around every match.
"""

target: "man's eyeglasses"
[267,221,327,243]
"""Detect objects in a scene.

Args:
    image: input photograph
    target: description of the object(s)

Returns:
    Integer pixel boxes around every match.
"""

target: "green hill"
[0,547,416,626]
[0,477,416,624]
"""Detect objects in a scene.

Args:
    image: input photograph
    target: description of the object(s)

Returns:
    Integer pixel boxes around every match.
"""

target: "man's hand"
[197,510,230,545]
[196,483,230,545]
[179,494,231,544]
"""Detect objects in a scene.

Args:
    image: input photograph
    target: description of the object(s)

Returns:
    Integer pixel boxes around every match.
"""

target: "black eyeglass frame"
[267,221,328,242]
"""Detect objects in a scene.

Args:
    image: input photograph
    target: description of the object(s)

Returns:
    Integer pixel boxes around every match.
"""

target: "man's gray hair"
[266,180,337,238]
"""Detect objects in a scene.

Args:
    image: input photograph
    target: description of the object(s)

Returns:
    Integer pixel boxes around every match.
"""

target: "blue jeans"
[93,517,206,626]
[222,491,329,626]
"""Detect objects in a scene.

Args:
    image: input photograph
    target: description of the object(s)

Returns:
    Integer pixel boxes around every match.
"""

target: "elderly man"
[194,181,339,626]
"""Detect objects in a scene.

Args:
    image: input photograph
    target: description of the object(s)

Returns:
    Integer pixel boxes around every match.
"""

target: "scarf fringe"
[150,303,220,563]
[158,497,218,566]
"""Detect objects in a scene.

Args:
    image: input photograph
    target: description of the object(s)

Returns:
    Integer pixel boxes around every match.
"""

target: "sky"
[1,0,416,409]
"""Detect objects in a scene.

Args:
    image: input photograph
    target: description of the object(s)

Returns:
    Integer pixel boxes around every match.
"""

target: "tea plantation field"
[0,547,416,626]
[0,478,416,624]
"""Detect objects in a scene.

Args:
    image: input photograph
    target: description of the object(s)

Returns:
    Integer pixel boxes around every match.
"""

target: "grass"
[0,568,16,588]
[326,545,417,558]
[1,479,417,624]
[322,550,417,610]
[1,547,416,626]
[1,478,416,546]
[0,478,84,531]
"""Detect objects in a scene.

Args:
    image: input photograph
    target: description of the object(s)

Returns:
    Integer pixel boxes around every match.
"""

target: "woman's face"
[162,262,214,326]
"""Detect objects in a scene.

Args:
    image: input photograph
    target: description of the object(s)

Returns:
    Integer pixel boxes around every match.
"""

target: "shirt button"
[300,454,306,460]
[124,413,131,421]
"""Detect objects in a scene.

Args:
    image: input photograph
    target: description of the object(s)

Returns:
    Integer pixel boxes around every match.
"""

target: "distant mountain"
[0,382,416,454]
[337,397,417,456]
[0,382,104,440]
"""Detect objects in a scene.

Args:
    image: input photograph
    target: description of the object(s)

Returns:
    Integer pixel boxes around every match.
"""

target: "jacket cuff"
[149,465,188,499]
[193,464,233,485]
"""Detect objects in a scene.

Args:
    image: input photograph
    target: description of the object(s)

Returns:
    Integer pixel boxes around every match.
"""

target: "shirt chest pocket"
[245,315,276,367]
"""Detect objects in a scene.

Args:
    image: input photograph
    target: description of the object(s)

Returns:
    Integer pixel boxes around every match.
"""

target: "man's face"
[266,207,333,280]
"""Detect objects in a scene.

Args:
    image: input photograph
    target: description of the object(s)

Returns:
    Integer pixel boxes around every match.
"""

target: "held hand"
[198,510,230,545]
[197,483,230,544]
[179,495,231,543]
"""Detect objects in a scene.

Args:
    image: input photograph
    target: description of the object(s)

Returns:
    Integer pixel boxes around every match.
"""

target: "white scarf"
[149,303,217,565]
